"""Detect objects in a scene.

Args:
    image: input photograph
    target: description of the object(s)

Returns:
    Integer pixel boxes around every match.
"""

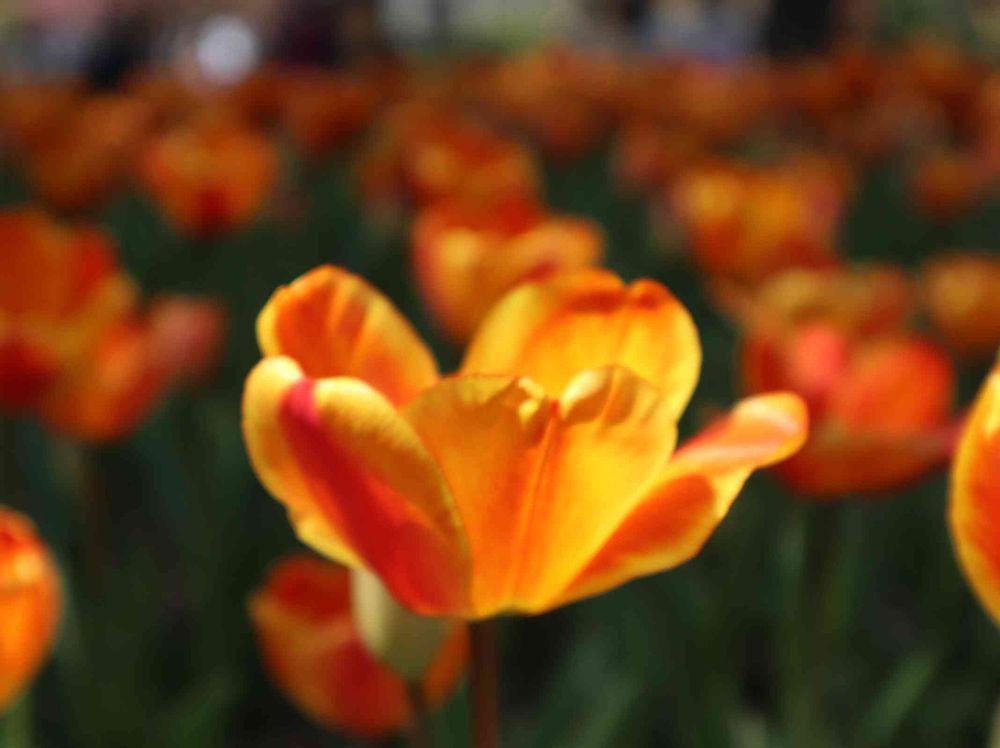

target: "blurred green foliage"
[1,137,999,748]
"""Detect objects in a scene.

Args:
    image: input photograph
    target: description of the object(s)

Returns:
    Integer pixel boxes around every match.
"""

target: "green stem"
[469,620,499,748]
[0,691,33,748]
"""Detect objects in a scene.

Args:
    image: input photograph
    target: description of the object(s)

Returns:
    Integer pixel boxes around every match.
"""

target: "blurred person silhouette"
[275,0,382,66]
[85,4,154,88]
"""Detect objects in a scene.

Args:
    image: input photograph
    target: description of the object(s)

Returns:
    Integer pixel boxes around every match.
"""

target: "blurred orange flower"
[0,209,136,410]
[358,105,539,217]
[282,72,380,161]
[0,80,84,153]
[733,266,959,498]
[480,49,608,161]
[242,265,807,617]
[248,554,467,737]
[922,253,1000,359]
[950,357,1000,625]
[910,147,987,222]
[140,115,278,238]
[670,155,852,283]
[411,196,604,342]
[0,506,60,713]
[23,94,155,212]
[612,120,706,194]
[0,208,226,440]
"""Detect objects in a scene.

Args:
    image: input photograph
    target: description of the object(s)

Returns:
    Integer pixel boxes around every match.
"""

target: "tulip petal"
[950,365,1000,626]
[828,337,955,436]
[257,266,439,405]
[242,358,468,614]
[461,269,701,416]
[402,367,679,617]
[248,555,468,737]
[555,393,807,606]
[0,507,61,713]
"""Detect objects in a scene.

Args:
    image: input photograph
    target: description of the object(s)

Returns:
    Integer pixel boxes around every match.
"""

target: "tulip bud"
[351,568,452,683]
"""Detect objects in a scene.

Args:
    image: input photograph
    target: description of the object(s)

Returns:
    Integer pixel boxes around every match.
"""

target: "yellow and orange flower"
[733,266,959,498]
[139,114,278,238]
[0,207,226,441]
[0,506,60,713]
[0,209,136,410]
[249,554,467,737]
[670,155,852,284]
[242,265,807,618]
[411,196,604,342]
[950,356,1000,625]
[921,253,1000,359]
[358,105,539,217]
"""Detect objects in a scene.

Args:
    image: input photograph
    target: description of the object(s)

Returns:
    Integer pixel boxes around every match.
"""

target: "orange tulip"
[670,155,852,283]
[0,81,84,153]
[23,94,155,212]
[242,265,807,617]
[248,554,467,737]
[282,72,380,161]
[950,356,1000,625]
[139,115,278,237]
[612,120,706,194]
[0,207,226,440]
[910,147,987,222]
[0,209,135,410]
[411,196,604,342]
[0,506,60,713]
[922,253,1000,359]
[734,266,958,498]
[358,105,539,216]
[481,50,607,161]
[39,296,228,442]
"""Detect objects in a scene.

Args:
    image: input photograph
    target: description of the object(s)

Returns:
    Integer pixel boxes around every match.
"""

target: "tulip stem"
[469,620,499,748]
[406,682,432,748]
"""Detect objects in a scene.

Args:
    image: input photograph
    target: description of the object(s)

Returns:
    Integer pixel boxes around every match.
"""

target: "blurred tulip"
[358,105,539,218]
[612,120,706,194]
[140,115,278,238]
[248,555,467,738]
[40,297,228,442]
[282,72,379,161]
[0,208,226,440]
[734,266,958,498]
[480,49,607,161]
[242,265,807,617]
[670,155,852,283]
[950,356,1000,625]
[23,94,155,212]
[0,81,84,154]
[910,147,988,222]
[411,196,604,342]
[0,506,60,713]
[922,253,1000,359]
[0,209,136,411]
